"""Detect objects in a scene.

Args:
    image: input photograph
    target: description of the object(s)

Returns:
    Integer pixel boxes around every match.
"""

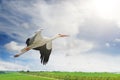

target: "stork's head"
[58,34,69,37]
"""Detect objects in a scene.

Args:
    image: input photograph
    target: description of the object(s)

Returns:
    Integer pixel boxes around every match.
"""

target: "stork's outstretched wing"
[33,42,52,65]
[26,31,43,46]
[33,31,43,42]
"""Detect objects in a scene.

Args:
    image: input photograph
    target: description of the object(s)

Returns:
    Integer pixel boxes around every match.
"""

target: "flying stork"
[14,30,69,65]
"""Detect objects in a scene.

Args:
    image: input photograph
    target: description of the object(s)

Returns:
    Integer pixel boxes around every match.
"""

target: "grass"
[0,72,54,80]
[22,71,120,80]
[0,71,120,80]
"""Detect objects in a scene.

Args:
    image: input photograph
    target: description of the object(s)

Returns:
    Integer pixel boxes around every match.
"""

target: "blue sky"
[0,0,120,72]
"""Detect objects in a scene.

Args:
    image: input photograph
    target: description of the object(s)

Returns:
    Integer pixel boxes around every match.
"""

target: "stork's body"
[14,30,69,65]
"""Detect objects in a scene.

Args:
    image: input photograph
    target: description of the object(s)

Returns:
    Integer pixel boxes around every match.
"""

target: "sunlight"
[92,0,119,20]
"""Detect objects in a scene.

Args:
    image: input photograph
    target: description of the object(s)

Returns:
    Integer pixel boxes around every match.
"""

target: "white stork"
[14,30,69,65]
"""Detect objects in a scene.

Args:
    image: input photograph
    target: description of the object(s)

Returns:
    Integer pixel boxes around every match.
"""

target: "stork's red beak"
[58,34,69,37]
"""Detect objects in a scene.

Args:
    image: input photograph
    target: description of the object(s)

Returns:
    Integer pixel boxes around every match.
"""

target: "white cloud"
[114,38,120,42]
[65,39,94,53]
[4,41,40,60]
[21,23,30,29]
[27,0,120,42]
[31,0,83,36]
[2,0,120,41]
[47,52,120,72]
[105,43,110,47]
[4,41,24,52]
[0,60,29,71]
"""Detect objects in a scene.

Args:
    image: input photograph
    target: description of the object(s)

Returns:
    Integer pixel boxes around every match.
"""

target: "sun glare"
[92,0,119,20]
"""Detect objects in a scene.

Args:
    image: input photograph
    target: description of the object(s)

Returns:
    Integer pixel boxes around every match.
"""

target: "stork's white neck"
[50,35,59,41]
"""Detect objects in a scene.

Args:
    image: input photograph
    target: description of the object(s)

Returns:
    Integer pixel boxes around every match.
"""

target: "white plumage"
[14,30,69,65]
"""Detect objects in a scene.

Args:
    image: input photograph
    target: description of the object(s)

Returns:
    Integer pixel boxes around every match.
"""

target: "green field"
[0,71,120,80]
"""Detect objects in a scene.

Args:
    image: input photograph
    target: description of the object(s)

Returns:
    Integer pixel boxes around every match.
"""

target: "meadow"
[0,71,120,80]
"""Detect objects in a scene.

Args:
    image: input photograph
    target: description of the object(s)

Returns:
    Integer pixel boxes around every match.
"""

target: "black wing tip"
[40,56,49,65]
[26,38,30,46]
[36,44,52,65]
[43,62,47,65]
[41,60,48,65]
